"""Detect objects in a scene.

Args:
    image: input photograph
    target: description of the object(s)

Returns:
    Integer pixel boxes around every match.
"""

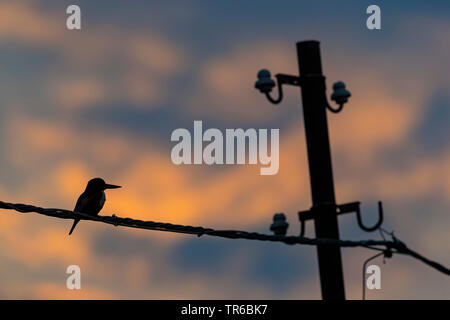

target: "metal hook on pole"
[298,201,384,237]
[264,77,284,104]
[356,201,384,232]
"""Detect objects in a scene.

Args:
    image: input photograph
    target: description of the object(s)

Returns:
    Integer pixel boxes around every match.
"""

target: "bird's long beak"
[104,183,121,189]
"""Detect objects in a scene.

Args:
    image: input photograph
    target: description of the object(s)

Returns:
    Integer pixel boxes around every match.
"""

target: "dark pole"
[296,40,346,300]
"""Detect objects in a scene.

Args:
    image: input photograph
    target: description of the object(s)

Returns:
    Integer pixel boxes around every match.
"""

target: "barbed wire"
[0,200,448,276]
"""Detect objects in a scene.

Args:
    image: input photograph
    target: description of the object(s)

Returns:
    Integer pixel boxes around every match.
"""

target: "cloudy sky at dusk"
[0,1,449,299]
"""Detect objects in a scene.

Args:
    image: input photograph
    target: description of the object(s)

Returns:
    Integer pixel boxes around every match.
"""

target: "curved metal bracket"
[265,74,302,105]
[298,201,384,237]
[265,84,283,104]
[356,201,384,232]
[298,205,316,237]
[326,102,344,113]
[299,218,306,237]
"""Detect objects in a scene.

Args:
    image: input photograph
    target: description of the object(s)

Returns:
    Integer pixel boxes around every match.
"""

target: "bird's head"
[86,178,121,192]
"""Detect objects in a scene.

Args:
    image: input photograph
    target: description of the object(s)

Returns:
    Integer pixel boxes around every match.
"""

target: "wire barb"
[0,200,449,277]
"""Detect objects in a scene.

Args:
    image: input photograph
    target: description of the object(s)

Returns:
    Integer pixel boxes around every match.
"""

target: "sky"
[0,0,449,299]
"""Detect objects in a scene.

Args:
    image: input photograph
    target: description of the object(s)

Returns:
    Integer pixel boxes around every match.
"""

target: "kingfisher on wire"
[69,178,121,235]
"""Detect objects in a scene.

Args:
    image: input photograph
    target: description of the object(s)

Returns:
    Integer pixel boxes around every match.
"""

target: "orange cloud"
[0,2,62,46]
[0,3,449,299]
[31,283,116,299]
[188,42,298,123]
[0,2,188,110]
[50,77,107,110]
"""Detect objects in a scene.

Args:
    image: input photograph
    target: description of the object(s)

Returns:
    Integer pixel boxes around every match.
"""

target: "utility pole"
[256,40,385,300]
[296,41,345,300]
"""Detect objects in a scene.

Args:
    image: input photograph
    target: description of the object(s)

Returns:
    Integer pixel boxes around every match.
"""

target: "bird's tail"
[69,219,80,235]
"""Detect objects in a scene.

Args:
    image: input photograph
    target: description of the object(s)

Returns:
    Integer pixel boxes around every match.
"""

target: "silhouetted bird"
[69,178,121,235]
